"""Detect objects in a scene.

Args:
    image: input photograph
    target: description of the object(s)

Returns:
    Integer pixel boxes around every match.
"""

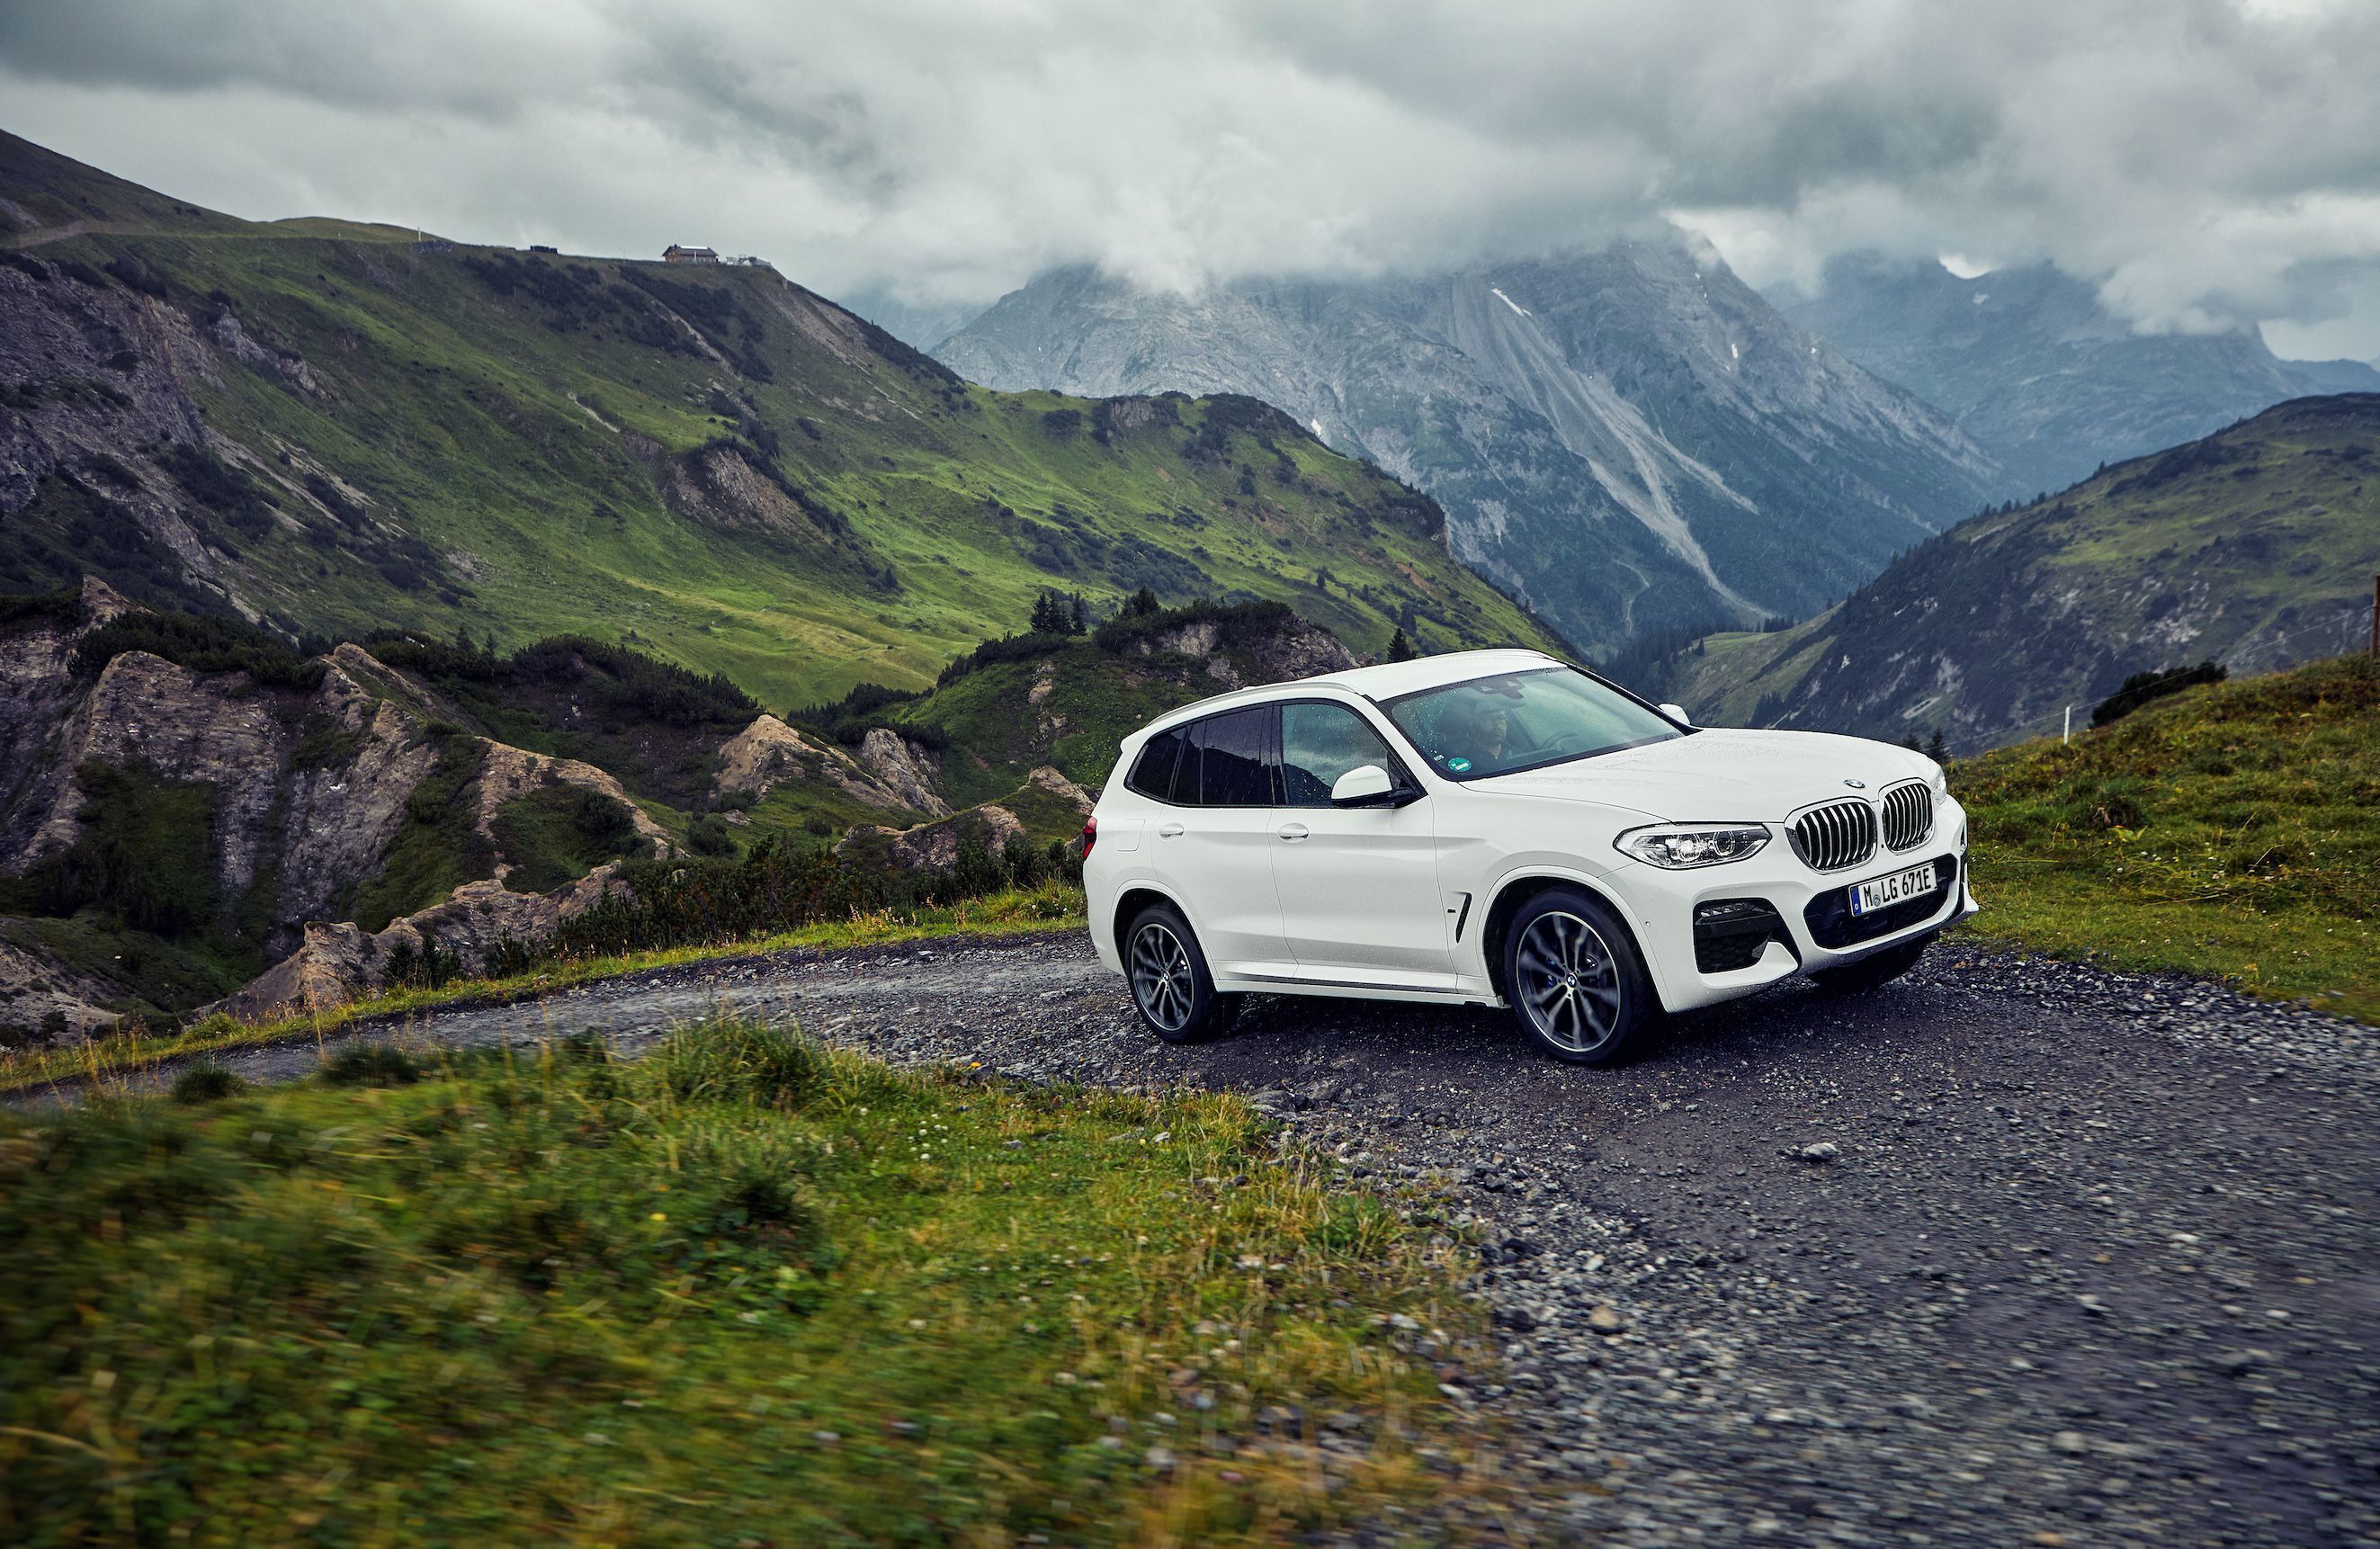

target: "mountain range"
[1645,393,2380,750]
[1774,254,2380,497]
[935,235,2009,658]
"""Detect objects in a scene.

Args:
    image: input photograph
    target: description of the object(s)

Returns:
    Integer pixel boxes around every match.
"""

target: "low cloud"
[5,0,2379,353]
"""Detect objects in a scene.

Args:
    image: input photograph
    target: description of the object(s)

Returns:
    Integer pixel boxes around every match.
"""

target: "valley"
[1650,395,2380,751]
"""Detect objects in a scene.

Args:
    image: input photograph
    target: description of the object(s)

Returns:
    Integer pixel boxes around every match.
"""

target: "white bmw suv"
[1082,649,1976,1064]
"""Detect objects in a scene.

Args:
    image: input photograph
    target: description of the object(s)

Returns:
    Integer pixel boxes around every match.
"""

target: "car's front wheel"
[1124,902,1239,1044]
[1503,887,1656,1065]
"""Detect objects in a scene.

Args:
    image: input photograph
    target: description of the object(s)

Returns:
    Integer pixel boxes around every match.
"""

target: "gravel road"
[50,932,2380,1545]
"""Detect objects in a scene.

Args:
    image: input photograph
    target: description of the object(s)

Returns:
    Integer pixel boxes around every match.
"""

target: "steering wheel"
[1542,729,1599,756]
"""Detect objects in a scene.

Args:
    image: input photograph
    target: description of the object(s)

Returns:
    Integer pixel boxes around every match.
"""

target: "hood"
[1473,728,1935,822]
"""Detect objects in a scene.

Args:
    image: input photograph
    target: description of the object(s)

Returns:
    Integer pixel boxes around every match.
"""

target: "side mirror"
[1659,703,1694,727]
[1330,765,1396,806]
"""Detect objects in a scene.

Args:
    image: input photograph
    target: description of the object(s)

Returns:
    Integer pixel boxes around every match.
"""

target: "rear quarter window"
[1125,725,1189,801]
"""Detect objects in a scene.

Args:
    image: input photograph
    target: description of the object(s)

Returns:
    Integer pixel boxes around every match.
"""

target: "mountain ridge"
[0,130,1562,712]
[1647,393,2380,751]
[935,235,2009,658]
[1775,253,2380,497]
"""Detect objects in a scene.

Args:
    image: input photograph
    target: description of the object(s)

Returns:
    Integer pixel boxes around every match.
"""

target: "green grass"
[488,783,650,894]
[0,1016,1502,1545]
[0,887,1088,1096]
[1958,655,2380,1021]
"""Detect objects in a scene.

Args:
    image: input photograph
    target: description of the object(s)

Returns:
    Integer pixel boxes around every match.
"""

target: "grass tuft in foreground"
[0,1016,1503,1545]
[1960,654,2379,1021]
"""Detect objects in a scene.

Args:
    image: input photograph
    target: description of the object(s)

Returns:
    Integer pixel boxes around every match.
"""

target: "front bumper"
[1614,798,1978,1013]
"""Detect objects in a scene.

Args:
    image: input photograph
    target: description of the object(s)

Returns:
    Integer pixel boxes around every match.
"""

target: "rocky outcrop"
[213,862,631,1022]
[712,714,927,812]
[662,443,839,541]
[1020,765,1096,816]
[472,740,673,884]
[0,603,667,1038]
[856,727,949,817]
[840,805,1024,874]
[836,765,1088,875]
[1119,614,1360,686]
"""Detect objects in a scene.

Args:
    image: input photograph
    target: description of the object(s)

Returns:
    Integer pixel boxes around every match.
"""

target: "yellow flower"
[650,1212,668,1222]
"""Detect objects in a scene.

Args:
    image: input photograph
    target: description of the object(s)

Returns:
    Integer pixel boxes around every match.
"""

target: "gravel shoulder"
[34,931,2380,1545]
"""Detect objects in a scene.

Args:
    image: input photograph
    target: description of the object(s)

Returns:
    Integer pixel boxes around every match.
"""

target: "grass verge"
[1957,655,2378,1022]
[0,885,1087,1097]
[0,1016,1502,1545]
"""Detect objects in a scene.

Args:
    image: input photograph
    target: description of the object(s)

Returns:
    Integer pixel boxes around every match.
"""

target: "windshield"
[1383,667,1682,781]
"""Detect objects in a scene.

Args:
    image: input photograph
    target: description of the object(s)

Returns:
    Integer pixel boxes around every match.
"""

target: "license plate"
[1849,862,1939,916]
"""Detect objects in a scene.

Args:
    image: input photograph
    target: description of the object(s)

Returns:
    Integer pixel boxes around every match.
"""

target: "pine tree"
[1924,728,1949,763]
[1069,594,1088,634]
[1387,628,1417,663]
[1127,586,1160,618]
[1029,592,1067,635]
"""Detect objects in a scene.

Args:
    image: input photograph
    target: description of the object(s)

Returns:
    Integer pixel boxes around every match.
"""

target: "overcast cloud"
[5,0,2379,356]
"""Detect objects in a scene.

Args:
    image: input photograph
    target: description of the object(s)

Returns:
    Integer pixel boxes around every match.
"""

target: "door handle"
[1157,822,1185,838]
[1276,822,1310,841]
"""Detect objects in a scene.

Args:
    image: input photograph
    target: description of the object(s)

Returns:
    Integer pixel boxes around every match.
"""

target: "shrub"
[2093,661,2227,727]
[318,1043,425,1087]
[170,1062,246,1104]
[72,608,325,691]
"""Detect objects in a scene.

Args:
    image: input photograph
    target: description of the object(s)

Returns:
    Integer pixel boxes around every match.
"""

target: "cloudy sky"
[5,0,2379,357]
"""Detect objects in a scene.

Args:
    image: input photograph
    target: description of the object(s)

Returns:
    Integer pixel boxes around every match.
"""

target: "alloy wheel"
[1131,921,1195,1033]
[1515,910,1624,1054]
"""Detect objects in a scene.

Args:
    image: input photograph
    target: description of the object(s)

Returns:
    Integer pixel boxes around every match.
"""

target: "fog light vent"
[1693,898,1788,973]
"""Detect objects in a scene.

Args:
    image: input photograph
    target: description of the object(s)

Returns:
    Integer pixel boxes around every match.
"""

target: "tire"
[1502,887,1657,1065]
[1810,932,1933,994]
[1123,902,1239,1044]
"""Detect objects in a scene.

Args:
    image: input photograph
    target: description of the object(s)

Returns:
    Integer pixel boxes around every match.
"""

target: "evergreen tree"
[1924,728,1950,763]
[1069,593,1088,634]
[1387,628,1417,663]
[1127,586,1160,618]
[1028,591,1068,635]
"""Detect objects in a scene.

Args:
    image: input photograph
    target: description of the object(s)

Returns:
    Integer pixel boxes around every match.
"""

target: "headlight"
[1928,764,1949,799]
[1615,824,1771,869]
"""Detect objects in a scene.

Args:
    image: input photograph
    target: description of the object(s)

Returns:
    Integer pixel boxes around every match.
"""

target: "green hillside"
[0,132,1561,710]
[1958,655,2379,1022]
[1648,395,2380,750]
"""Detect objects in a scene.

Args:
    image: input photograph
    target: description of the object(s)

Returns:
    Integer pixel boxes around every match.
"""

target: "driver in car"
[1442,695,1512,774]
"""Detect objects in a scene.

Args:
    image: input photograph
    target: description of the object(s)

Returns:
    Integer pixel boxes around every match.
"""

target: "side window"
[1280,702,1398,806]
[1126,725,1188,802]
[1194,706,1277,806]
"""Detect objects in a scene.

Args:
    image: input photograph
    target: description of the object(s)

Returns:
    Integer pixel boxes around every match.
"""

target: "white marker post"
[2062,706,2071,746]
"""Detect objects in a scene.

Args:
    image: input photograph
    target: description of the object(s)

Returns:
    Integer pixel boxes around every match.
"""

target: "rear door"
[1271,699,1454,986]
[1150,706,1294,977]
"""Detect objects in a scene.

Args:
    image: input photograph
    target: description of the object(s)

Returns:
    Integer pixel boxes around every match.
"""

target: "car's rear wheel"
[1810,933,1932,994]
[1125,902,1239,1044]
[1503,887,1655,1065]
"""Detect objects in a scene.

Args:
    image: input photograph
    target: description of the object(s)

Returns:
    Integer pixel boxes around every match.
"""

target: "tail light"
[1080,815,1097,858]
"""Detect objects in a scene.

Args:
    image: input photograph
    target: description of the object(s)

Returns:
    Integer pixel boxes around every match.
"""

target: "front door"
[1271,700,1454,986]
[1153,705,1294,976]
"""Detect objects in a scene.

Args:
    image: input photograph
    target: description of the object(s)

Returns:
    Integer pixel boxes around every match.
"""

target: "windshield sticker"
[1447,757,1472,772]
